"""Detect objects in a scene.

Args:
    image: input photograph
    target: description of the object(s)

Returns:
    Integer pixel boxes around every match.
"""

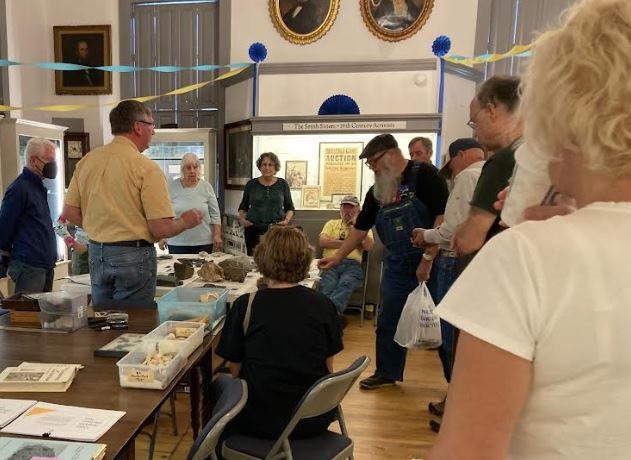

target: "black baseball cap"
[359,134,398,159]
[442,138,483,170]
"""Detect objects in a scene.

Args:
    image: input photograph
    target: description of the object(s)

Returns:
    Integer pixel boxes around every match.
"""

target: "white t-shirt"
[436,202,631,459]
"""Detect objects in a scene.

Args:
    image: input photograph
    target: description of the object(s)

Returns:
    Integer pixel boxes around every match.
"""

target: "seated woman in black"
[217,225,343,439]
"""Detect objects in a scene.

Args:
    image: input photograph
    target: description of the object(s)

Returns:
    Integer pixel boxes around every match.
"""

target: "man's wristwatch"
[422,253,435,262]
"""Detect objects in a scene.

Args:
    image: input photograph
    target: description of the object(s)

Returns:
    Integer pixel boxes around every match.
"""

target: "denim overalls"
[374,162,435,381]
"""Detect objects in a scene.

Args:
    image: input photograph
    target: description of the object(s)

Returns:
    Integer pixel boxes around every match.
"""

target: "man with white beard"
[319,134,448,389]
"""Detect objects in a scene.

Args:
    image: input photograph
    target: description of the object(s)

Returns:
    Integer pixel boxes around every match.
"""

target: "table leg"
[189,347,214,439]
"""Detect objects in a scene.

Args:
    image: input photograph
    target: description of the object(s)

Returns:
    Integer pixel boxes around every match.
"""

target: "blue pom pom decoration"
[248,42,267,63]
[432,35,451,58]
[318,95,360,116]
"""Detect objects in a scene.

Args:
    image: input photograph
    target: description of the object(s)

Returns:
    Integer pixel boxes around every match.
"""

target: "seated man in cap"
[411,138,485,419]
[318,196,374,326]
[319,134,448,390]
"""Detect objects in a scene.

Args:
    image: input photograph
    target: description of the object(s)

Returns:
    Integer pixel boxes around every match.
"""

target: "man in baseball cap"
[318,195,373,328]
[319,133,449,390]
[411,137,485,417]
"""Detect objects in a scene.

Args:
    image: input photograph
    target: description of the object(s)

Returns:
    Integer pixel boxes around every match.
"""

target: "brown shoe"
[429,419,441,433]
[428,397,446,417]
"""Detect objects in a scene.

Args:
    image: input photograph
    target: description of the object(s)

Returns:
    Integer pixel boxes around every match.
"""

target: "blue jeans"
[318,259,363,314]
[89,243,157,307]
[433,254,460,383]
[7,259,54,293]
[376,254,423,381]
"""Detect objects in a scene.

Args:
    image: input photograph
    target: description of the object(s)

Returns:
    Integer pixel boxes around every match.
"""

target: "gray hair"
[26,138,56,160]
[109,100,152,135]
[180,153,201,176]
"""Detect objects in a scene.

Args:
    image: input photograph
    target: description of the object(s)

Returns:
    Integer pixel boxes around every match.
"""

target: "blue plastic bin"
[157,287,228,329]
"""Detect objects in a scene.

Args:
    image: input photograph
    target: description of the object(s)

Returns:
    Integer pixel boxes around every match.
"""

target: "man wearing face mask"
[0,138,58,293]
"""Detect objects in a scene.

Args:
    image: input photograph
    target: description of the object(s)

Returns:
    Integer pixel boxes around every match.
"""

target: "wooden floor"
[136,312,448,459]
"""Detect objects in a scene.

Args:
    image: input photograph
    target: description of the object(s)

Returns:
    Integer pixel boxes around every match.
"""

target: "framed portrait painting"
[360,0,434,42]
[53,25,112,95]
[285,160,308,189]
[269,0,340,44]
[224,120,253,191]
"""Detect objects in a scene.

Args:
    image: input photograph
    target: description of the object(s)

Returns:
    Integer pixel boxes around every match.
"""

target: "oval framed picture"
[360,0,435,42]
[269,0,341,45]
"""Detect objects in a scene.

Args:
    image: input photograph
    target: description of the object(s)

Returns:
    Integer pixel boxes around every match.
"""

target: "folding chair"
[187,375,248,460]
[222,355,370,460]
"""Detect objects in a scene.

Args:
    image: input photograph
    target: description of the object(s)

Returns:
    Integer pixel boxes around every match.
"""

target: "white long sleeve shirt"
[424,160,485,249]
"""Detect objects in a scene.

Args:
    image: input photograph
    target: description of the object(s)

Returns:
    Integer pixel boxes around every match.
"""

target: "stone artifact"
[198,261,225,282]
[219,258,249,283]
[173,261,194,280]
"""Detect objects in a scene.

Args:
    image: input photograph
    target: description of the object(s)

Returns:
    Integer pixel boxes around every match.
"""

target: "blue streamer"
[96,65,138,73]
[36,63,89,71]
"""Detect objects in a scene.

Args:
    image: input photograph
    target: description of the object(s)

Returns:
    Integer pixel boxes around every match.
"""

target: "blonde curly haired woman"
[429,1,631,458]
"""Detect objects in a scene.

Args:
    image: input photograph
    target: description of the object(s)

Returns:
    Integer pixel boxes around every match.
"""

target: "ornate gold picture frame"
[360,0,434,42]
[269,0,341,45]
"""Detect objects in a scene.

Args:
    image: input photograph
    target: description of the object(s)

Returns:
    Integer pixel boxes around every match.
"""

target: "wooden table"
[0,309,218,459]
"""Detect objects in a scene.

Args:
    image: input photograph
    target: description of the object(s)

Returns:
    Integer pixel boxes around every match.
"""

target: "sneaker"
[428,397,446,417]
[359,374,396,390]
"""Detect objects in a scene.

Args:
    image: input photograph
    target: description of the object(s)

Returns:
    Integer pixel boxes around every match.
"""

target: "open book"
[0,363,80,392]
[0,436,106,460]
[0,399,37,428]
[1,401,125,442]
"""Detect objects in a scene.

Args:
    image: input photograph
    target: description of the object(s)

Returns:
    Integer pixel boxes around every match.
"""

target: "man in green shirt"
[453,75,523,255]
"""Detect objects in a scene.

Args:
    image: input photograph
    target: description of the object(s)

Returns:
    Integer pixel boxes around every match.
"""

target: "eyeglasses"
[136,120,155,128]
[466,108,483,129]
[364,150,388,169]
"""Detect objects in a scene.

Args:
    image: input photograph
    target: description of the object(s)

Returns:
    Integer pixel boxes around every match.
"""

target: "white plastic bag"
[394,282,442,349]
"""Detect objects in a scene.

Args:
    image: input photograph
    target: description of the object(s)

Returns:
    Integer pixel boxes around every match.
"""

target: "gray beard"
[373,170,401,205]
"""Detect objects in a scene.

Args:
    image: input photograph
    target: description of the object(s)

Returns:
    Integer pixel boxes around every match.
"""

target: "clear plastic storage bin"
[116,343,186,390]
[37,291,88,331]
[157,287,228,328]
[141,321,204,359]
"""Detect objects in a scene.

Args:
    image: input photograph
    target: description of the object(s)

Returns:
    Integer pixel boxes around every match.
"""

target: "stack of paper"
[1,401,125,442]
[0,362,81,392]
[0,436,106,460]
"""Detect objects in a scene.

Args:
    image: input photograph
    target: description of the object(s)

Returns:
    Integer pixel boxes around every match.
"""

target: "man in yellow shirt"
[63,100,202,306]
[318,196,374,323]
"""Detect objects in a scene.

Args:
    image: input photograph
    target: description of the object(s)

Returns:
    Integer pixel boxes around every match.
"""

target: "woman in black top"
[238,152,295,255]
[217,226,343,440]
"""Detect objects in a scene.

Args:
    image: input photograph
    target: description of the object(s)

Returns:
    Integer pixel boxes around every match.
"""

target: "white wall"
[4,0,120,148]
[258,69,437,117]
[230,0,479,63]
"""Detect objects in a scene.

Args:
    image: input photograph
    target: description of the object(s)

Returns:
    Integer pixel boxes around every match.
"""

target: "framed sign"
[301,185,321,208]
[318,142,363,200]
[53,25,112,95]
[63,132,90,188]
[285,160,308,189]
[269,0,340,45]
[360,0,434,42]
[224,120,253,191]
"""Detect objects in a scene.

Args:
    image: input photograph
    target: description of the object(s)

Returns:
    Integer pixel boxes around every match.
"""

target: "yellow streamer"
[444,44,533,67]
[5,65,250,113]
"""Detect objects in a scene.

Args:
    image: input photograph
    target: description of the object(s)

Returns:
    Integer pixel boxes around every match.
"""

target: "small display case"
[116,344,187,390]
[157,287,228,329]
[37,292,88,331]
[141,321,204,359]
